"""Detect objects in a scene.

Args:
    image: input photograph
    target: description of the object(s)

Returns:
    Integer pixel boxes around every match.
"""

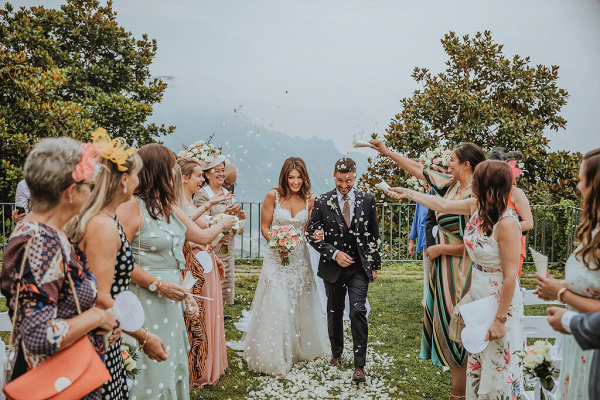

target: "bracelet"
[203,203,210,212]
[157,280,163,295]
[557,287,568,304]
[138,327,150,349]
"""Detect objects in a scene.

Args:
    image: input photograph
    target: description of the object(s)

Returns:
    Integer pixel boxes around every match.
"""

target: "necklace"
[101,210,116,218]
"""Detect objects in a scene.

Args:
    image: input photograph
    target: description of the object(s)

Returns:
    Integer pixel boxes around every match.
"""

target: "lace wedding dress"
[229,192,329,375]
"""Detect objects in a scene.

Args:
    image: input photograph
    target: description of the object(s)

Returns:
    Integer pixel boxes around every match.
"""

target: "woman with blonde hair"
[67,130,168,399]
[177,157,232,387]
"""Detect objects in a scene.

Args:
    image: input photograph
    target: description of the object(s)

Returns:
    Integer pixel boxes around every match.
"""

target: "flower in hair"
[507,160,524,178]
[72,143,101,182]
[90,128,136,171]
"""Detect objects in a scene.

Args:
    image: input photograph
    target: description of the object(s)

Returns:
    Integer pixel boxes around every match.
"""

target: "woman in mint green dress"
[536,148,600,400]
[117,144,235,400]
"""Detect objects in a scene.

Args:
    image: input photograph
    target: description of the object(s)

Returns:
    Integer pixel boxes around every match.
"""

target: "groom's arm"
[366,194,382,270]
[307,196,339,261]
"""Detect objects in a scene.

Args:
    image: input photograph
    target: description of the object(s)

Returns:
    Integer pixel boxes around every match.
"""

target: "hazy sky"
[16,0,600,154]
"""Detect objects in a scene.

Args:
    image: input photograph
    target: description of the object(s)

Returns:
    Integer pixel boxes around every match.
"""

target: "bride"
[229,157,329,376]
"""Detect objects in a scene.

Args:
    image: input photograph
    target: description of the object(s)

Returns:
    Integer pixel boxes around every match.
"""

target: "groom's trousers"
[324,263,369,367]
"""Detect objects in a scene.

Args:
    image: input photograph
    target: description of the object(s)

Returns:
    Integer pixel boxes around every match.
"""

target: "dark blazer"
[307,189,381,283]
[570,311,600,400]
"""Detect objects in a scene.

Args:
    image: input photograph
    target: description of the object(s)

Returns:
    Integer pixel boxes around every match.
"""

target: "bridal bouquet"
[178,136,221,163]
[515,340,560,394]
[120,342,140,379]
[268,225,303,266]
[209,213,241,254]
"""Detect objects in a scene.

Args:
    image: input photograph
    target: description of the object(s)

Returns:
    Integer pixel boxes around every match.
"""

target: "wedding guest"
[223,163,237,194]
[178,157,231,387]
[408,185,432,307]
[194,155,242,307]
[536,147,600,400]
[486,148,533,277]
[1,137,118,399]
[117,144,235,400]
[11,179,29,224]
[66,132,168,399]
[389,160,525,399]
[371,140,485,399]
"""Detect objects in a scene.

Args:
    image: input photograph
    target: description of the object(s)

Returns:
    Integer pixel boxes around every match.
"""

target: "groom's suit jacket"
[570,311,600,399]
[307,189,381,283]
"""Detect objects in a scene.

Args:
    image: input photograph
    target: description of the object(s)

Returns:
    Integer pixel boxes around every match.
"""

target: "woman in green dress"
[370,140,485,400]
[117,144,236,400]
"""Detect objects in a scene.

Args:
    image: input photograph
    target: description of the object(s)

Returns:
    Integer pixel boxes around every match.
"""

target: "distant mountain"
[162,116,369,202]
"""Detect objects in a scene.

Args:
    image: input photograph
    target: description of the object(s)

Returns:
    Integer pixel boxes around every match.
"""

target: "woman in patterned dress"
[536,148,600,400]
[116,144,236,400]
[371,140,486,399]
[67,137,168,399]
[1,138,118,399]
[389,160,525,399]
[176,157,233,387]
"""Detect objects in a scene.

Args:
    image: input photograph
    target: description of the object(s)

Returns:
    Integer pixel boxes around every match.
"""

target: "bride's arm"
[261,190,277,241]
[303,194,316,233]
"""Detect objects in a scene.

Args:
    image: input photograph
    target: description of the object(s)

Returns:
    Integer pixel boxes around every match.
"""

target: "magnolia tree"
[0,0,174,203]
[360,31,580,205]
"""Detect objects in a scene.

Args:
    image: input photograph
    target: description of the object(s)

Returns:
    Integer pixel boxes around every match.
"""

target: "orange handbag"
[2,240,111,400]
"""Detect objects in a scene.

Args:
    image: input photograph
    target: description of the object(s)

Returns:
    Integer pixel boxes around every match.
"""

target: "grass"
[189,262,555,400]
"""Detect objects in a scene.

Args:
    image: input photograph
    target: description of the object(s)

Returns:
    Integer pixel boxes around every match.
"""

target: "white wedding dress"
[229,192,329,375]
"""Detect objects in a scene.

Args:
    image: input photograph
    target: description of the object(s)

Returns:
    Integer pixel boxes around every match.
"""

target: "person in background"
[223,163,237,194]
[486,148,533,278]
[1,137,118,399]
[537,148,600,400]
[11,179,29,223]
[194,155,243,308]
[408,184,432,307]
[178,157,231,387]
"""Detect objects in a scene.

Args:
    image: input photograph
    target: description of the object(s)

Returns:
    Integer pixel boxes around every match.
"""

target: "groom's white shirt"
[332,188,356,260]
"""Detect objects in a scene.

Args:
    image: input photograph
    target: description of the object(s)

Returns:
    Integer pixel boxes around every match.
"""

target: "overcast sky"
[16,0,600,154]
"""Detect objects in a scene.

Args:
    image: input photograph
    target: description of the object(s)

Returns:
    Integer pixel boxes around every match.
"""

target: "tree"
[0,0,175,203]
[360,31,581,204]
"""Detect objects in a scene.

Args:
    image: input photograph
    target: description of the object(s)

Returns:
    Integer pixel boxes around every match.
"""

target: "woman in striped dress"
[370,140,486,400]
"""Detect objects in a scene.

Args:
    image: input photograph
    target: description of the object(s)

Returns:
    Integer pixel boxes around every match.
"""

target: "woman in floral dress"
[388,160,525,399]
[536,148,600,400]
[371,140,486,399]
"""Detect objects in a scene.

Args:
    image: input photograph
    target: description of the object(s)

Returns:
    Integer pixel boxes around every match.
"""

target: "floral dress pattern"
[463,209,525,399]
[557,230,600,400]
[0,221,104,400]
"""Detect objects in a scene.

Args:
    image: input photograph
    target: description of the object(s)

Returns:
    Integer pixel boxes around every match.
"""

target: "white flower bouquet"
[515,340,560,395]
[208,213,240,254]
[178,137,221,163]
[405,147,452,192]
[268,225,303,266]
[120,342,140,379]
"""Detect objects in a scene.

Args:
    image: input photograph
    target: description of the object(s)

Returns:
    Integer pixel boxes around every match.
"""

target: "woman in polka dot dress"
[68,139,169,399]
[117,144,236,400]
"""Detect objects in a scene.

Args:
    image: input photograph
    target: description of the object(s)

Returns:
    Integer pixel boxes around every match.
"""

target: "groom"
[307,157,381,382]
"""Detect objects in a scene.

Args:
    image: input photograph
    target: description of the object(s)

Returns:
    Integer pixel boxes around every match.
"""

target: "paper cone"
[529,247,548,276]
[374,181,391,191]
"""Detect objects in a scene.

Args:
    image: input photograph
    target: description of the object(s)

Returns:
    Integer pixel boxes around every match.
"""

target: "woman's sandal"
[449,394,466,400]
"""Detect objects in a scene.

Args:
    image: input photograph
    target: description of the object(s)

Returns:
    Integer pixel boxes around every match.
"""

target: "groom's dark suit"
[307,188,381,367]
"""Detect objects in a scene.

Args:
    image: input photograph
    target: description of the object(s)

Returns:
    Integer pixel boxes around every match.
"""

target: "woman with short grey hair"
[1,137,119,399]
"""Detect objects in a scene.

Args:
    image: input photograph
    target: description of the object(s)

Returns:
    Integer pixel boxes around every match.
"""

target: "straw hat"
[201,154,227,171]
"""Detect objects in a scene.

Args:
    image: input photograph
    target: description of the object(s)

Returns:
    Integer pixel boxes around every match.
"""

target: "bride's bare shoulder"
[263,189,278,203]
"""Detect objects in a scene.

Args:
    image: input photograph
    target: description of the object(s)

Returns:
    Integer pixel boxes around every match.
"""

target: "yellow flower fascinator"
[90,128,136,172]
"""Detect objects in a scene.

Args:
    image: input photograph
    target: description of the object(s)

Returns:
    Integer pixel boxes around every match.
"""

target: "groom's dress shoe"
[352,367,366,382]
[329,357,340,367]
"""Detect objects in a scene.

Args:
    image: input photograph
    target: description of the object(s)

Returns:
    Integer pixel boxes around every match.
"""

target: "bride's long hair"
[277,157,311,200]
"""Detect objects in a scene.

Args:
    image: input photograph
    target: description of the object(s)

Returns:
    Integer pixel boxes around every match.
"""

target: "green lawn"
[190,262,555,400]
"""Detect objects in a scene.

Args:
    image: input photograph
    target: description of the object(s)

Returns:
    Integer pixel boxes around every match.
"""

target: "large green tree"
[361,31,581,204]
[0,0,174,202]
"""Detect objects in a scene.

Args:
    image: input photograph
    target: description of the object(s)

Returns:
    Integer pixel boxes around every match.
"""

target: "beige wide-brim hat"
[201,154,227,171]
